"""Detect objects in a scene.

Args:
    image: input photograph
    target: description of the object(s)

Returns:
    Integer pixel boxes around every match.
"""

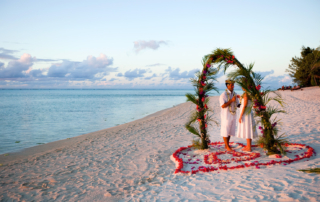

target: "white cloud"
[133,40,168,53]
[164,66,198,80]
[0,53,35,78]
[0,47,19,60]
[256,70,274,78]
[119,68,148,81]
[279,75,292,83]
[262,75,293,89]
[47,54,116,80]
[145,63,166,67]
[0,47,62,62]
[86,54,113,68]
[145,73,157,80]
[0,52,117,89]
[0,55,294,90]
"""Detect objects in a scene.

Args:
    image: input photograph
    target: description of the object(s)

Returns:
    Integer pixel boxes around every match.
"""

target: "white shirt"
[219,89,240,121]
[219,89,240,137]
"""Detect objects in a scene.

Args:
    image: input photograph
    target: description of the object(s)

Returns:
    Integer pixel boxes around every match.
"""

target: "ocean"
[0,89,242,154]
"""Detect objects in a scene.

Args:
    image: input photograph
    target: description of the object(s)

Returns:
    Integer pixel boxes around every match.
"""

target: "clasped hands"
[231,95,241,102]
[230,95,242,123]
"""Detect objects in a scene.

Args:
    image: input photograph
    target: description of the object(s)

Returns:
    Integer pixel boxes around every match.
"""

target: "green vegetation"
[185,55,220,150]
[299,168,320,174]
[228,63,288,155]
[286,46,320,86]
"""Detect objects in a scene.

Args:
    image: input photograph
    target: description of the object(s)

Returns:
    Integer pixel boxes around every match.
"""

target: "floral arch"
[185,48,287,155]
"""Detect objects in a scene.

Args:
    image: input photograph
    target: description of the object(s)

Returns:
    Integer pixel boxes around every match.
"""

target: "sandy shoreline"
[1,87,320,201]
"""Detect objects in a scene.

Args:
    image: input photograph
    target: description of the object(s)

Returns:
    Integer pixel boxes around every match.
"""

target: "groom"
[219,80,240,151]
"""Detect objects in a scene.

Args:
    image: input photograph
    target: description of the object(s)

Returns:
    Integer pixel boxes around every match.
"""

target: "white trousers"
[220,117,236,137]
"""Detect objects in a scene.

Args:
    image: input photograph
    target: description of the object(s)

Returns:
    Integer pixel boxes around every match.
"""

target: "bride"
[237,87,258,151]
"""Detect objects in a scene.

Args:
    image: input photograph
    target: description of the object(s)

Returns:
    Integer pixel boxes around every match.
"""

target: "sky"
[0,0,319,89]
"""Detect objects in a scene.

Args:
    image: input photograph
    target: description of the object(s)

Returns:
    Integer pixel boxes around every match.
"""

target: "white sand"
[0,87,319,201]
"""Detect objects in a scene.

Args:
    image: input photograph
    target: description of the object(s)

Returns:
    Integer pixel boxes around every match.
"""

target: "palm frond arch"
[185,48,287,155]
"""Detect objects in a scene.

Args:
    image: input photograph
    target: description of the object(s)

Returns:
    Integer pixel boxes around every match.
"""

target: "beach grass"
[298,168,320,174]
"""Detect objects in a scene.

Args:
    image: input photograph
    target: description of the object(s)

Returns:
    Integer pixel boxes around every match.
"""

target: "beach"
[0,87,319,201]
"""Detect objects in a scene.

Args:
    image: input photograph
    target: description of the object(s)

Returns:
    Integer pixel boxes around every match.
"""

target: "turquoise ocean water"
[0,89,242,154]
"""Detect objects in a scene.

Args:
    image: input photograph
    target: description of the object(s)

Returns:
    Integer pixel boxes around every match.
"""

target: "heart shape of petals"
[171,142,315,175]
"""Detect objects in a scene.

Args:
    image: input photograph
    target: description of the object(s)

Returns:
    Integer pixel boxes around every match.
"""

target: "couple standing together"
[220,80,258,152]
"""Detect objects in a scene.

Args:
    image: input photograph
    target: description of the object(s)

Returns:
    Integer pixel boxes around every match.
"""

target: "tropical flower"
[256,85,261,91]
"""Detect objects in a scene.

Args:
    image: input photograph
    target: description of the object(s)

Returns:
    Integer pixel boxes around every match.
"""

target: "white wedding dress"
[237,100,258,139]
